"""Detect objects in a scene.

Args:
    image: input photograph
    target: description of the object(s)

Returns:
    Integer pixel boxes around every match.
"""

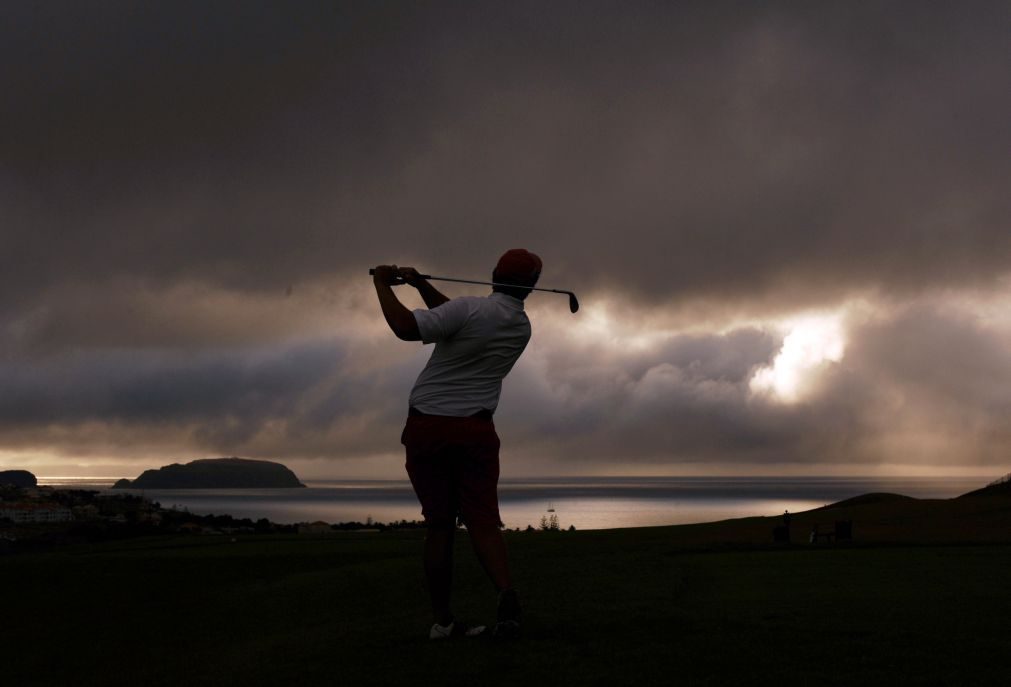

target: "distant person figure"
[781,510,792,543]
[373,250,541,640]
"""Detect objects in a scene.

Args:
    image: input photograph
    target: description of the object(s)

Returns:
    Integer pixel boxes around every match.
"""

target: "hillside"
[957,472,1011,499]
[637,476,1011,549]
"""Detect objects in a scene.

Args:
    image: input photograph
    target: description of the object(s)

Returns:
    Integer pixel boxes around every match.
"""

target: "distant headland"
[0,470,37,488]
[112,458,306,489]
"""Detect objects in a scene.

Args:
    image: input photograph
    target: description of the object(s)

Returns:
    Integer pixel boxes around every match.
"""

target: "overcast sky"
[2,1,1009,480]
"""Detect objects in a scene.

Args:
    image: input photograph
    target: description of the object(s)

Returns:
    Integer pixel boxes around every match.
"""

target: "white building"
[0,503,73,524]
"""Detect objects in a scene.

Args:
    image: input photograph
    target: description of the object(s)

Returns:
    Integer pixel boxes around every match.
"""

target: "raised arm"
[373,265,421,341]
[399,267,449,308]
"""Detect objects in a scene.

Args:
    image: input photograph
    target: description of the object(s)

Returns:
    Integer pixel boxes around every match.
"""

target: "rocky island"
[113,458,305,489]
[0,470,38,488]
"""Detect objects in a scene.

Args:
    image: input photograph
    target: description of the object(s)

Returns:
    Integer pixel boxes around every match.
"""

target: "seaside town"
[0,473,281,552]
[0,470,428,553]
[0,468,575,554]
[1,469,577,554]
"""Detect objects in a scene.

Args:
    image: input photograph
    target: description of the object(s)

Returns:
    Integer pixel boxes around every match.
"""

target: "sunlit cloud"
[563,302,675,352]
[750,310,847,402]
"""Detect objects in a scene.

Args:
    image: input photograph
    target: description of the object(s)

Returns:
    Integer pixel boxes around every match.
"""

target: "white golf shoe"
[429,620,487,640]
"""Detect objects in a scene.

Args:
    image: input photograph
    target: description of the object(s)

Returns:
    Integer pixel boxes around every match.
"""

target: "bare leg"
[424,526,455,625]
[467,523,512,592]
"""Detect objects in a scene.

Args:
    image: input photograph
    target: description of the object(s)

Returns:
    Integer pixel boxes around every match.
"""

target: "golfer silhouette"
[373,249,540,640]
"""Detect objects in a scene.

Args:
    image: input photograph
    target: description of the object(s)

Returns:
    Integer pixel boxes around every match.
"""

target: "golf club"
[369,268,579,313]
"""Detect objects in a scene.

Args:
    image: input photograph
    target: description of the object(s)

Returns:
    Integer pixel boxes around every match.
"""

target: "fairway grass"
[5,524,1011,686]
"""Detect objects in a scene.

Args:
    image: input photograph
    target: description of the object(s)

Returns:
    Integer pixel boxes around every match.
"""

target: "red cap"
[494,249,542,286]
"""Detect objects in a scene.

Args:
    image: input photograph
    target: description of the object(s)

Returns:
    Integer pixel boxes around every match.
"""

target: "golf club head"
[568,293,579,313]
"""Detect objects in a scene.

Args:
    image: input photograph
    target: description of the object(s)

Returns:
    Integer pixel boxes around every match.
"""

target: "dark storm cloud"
[2,1,1008,318]
[500,325,825,464]
[821,304,1011,464]
[2,2,1010,472]
[0,340,343,427]
[496,304,1011,468]
[0,334,426,457]
[3,303,1011,471]
[0,323,788,461]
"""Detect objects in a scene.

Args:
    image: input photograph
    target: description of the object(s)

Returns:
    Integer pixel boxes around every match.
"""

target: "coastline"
[30,475,985,530]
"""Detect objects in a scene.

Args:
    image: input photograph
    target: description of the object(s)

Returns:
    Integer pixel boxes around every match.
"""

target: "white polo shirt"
[409,293,532,417]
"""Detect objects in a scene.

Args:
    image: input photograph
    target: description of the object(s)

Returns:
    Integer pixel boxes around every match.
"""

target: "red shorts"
[402,413,501,529]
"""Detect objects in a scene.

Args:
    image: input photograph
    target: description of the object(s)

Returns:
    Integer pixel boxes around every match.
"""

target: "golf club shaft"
[369,269,568,296]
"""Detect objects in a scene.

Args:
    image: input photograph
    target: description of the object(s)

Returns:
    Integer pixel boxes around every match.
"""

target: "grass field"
[5,503,1011,686]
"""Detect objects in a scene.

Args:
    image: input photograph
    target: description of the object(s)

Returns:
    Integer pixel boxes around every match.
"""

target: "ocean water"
[38,476,985,530]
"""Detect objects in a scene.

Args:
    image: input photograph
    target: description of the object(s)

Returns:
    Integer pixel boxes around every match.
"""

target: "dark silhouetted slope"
[818,492,918,509]
[958,473,1011,499]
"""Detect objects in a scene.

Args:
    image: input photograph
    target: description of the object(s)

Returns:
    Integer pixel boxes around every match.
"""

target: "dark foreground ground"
[6,498,1011,686]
